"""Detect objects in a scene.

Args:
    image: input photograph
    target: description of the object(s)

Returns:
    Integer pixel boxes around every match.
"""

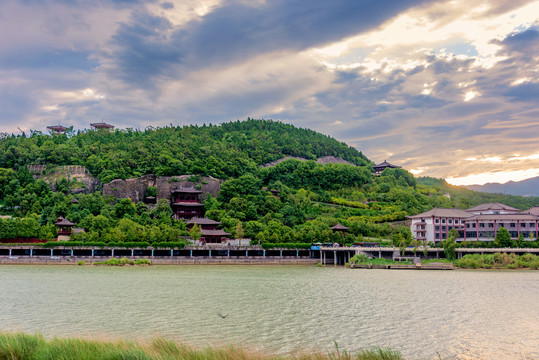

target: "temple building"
[47,124,68,133]
[90,122,114,130]
[54,217,76,241]
[373,160,401,175]
[409,203,539,243]
[186,217,231,244]
[171,188,205,219]
[331,223,349,237]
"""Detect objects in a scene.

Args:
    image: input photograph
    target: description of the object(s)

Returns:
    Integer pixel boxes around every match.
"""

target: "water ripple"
[0,266,538,359]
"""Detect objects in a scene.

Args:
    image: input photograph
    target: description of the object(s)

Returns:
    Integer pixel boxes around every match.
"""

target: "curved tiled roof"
[523,207,539,216]
[55,217,76,226]
[466,202,520,212]
[466,213,539,221]
[408,208,472,219]
[171,202,205,207]
[331,223,350,230]
[201,229,231,236]
[171,188,202,194]
[186,217,221,225]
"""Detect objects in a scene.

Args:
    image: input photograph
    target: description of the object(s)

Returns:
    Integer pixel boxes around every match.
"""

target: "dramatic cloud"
[0,0,538,185]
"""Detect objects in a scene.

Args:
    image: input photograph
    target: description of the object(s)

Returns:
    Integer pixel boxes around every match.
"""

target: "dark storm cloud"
[503,83,539,102]
[19,0,148,6]
[109,11,182,86]
[0,89,36,123]
[108,0,435,86]
[0,49,96,70]
[496,25,539,54]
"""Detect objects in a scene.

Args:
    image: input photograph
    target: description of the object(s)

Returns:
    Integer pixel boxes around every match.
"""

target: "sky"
[0,0,538,186]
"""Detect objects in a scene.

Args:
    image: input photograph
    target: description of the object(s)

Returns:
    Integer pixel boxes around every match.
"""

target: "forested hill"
[0,119,370,183]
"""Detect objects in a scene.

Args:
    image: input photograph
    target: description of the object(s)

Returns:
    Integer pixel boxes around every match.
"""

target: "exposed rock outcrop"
[261,156,356,168]
[316,156,356,166]
[28,165,100,194]
[103,175,222,203]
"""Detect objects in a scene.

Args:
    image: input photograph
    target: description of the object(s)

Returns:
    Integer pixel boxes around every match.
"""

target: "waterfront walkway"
[1,245,537,266]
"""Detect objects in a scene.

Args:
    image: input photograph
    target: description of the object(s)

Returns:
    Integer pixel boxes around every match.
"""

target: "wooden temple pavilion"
[54,217,76,236]
[90,122,114,129]
[373,160,401,175]
[331,223,349,237]
[47,124,68,133]
[171,188,205,219]
[186,217,231,244]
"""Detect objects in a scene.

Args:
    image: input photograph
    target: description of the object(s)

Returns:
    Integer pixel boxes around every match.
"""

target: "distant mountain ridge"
[466,176,539,197]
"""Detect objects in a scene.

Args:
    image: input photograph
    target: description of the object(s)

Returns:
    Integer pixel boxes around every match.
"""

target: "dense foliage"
[0,119,370,183]
[1,119,538,246]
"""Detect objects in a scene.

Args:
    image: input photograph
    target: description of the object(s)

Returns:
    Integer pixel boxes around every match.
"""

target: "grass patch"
[0,332,404,360]
[349,254,413,266]
[455,253,539,269]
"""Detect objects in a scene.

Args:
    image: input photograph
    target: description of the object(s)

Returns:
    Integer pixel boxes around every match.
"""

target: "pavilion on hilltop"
[373,160,401,175]
[47,123,68,133]
[90,121,114,130]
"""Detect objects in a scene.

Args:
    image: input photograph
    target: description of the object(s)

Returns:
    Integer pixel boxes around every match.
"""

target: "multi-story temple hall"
[171,188,205,220]
[171,187,231,244]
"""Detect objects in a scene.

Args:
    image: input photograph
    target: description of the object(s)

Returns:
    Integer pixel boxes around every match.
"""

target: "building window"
[442,233,447,239]
[530,223,536,228]
[479,223,485,228]
[488,223,494,228]
[472,223,476,228]
[510,223,516,228]
[455,219,459,224]
[435,226,440,231]
[448,219,453,224]
[442,226,446,231]
[466,224,470,228]
[435,219,439,224]
[442,219,446,224]
[435,233,440,239]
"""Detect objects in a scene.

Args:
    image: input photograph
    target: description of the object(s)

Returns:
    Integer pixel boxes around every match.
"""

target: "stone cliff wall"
[260,156,357,168]
[103,175,222,203]
[29,165,100,194]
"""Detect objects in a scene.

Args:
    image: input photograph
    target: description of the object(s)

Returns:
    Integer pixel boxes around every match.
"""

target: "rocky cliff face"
[260,156,357,167]
[28,165,100,194]
[103,175,222,203]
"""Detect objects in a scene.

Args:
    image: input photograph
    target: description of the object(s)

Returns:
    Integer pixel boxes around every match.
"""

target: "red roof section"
[54,217,76,226]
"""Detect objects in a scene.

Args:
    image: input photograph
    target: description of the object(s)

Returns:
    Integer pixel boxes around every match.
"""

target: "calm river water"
[0,265,538,359]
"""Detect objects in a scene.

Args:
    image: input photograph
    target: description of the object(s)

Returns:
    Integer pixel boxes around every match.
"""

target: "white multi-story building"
[409,203,539,243]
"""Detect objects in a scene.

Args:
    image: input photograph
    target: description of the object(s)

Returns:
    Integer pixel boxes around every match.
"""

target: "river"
[0,265,537,359]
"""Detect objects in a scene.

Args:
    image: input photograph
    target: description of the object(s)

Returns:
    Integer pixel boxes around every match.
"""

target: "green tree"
[442,229,459,260]
[235,221,244,239]
[188,223,202,242]
[494,227,511,248]
[113,198,136,219]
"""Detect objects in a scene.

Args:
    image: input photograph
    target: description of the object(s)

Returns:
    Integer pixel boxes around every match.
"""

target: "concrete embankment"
[0,257,319,266]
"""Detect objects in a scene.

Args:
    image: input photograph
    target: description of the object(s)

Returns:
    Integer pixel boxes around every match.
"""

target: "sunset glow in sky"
[1,0,538,185]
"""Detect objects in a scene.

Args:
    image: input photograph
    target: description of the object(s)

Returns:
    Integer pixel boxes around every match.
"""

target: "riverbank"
[348,253,539,270]
[0,257,319,265]
[0,332,403,360]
